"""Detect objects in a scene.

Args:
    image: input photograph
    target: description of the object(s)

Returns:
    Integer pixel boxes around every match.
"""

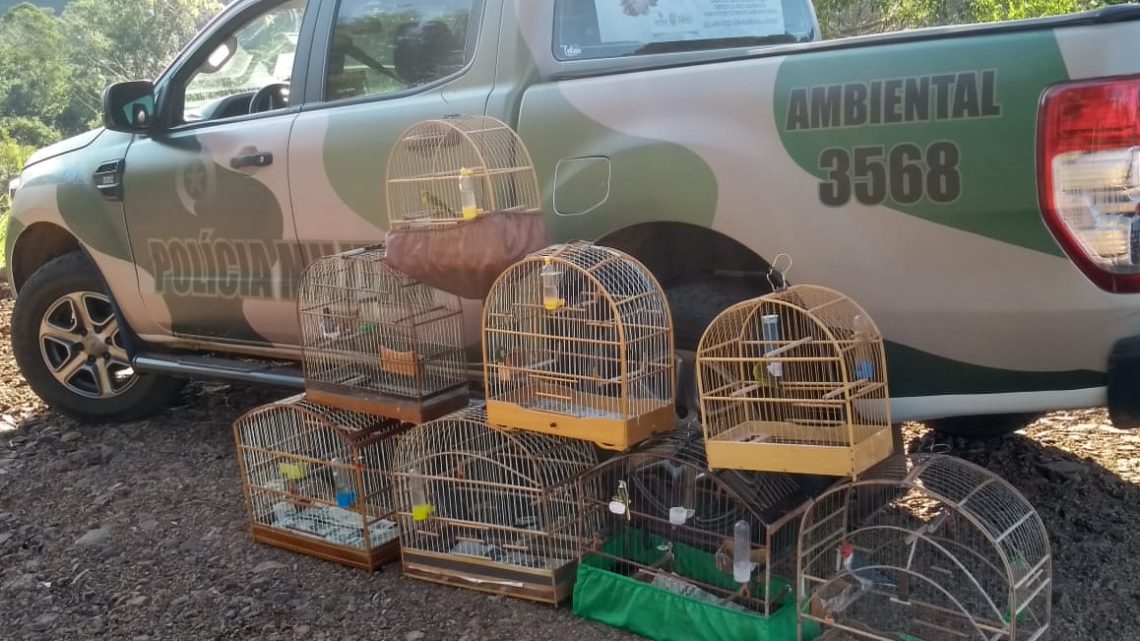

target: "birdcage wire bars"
[797,454,1051,641]
[574,431,824,625]
[298,244,468,423]
[391,406,600,604]
[483,241,676,451]
[233,394,411,570]
[696,284,893,476]
[386,115,542,230]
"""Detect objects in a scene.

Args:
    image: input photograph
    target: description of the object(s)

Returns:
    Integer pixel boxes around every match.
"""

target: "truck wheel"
[10,251,185,423]
[925,413,1043,439]
[665,277,771,352]
[665,277,770,421]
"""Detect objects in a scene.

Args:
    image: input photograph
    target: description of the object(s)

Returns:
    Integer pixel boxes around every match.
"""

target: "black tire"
[664,277,771,352]
[925,412,1043,439]
[11,250,185,423]
[665,277,771,419]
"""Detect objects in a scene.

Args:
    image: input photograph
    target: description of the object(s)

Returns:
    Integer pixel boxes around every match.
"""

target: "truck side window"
[554,0,816,60]
[324,0,475,102]
[179,0,310,123]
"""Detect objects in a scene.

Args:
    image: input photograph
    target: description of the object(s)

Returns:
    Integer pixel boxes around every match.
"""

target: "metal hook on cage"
[766,253,793,292]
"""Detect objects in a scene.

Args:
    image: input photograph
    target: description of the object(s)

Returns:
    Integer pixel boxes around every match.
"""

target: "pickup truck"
[7,0,1140,437]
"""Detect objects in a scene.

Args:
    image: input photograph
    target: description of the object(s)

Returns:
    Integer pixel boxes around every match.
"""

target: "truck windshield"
[553,0,816,61]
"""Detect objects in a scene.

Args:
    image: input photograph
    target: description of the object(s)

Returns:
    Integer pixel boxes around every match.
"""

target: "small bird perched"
[840,542,898,591]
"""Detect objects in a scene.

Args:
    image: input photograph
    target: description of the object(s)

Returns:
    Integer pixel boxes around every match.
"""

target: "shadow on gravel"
[903,426,1140,641]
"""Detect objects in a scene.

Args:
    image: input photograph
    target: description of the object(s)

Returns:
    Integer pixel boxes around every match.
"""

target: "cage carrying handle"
[767,253,793,292]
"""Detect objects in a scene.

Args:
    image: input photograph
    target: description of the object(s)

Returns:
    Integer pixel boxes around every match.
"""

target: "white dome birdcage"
[386,115,541,229]
[382,115,551,300]
[482,241,676,451]
[798,454,1052,641]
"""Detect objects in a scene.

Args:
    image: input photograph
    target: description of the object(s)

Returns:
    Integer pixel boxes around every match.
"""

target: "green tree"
[0,127,34,269]
[813,0,1118,38]
[58,0,223,133]
[0,3,71,138]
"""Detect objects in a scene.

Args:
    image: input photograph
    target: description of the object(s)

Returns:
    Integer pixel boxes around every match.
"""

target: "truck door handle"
[230,151,273,169]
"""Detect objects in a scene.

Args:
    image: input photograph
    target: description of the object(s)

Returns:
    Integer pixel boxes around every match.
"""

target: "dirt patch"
[1,287,1137,640]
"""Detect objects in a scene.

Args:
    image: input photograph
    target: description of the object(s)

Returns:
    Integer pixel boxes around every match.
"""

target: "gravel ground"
[1,284,1138,641]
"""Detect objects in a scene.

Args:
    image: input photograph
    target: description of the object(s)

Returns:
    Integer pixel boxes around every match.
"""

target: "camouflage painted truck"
[7,0,1140,437]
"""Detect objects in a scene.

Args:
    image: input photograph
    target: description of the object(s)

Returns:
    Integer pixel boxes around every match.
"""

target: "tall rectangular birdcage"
[298,244,469,423]
[233,394,411,571]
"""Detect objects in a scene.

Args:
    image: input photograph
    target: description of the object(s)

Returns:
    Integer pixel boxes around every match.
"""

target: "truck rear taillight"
[1040,77,1140,292]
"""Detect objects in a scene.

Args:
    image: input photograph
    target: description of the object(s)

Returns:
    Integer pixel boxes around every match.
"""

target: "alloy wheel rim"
[38,291,137,399]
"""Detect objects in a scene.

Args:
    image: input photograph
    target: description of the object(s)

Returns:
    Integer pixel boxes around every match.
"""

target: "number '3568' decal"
[818,141,961,207]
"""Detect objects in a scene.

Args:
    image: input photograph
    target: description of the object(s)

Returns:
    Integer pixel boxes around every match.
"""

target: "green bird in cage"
[420,190,455,218]
[751,361,778,389]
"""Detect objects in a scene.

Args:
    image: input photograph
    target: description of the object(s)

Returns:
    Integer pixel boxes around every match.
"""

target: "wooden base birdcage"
[572,430,833,641]
[797,454,1052,641]
[391,406,598,604]
[233,394,411,571]
[483,241,676,451]
[697,284,893,477]
[298,244,469,424]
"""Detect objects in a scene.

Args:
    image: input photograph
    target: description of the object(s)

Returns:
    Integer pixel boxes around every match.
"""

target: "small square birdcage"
[572,431,830,641]
[483,241,676,451]
[298,244,469,423]
[798,455,1051,641]
[697,283,894,477]
[232,394,411,571]
[391,406,599,604]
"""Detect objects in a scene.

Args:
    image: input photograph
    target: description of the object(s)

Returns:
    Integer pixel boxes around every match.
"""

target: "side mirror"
[102,80,157,133]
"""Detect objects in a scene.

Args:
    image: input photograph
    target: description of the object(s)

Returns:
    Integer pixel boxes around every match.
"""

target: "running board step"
[133,354,304,389]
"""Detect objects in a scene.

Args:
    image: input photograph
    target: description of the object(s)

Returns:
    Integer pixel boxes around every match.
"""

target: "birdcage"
[797,454,1052,641]
[572,430,833,641]
[391,406,599,604]
[232,394,411,570]
[483,241,676,451]
[383,115,551,300]
[696,282,893,477]
[298,244,469,423]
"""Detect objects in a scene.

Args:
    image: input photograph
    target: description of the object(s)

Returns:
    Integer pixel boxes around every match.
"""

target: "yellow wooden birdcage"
[798,454,1051,641]
[232,394,410,571]
[482,241,676,451]
[297,244,469,423]
[696,280,894,477]
[390,406,599,604]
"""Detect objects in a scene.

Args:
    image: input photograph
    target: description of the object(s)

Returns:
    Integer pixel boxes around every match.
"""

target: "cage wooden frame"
[298,243,469,423]
[391,406,599,604]
[233,394,412,571]
[696,284,893,477]
[797,454,1052,641]
[574,431,826,622]
[483,241,676,451]
[385,114,542,230]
